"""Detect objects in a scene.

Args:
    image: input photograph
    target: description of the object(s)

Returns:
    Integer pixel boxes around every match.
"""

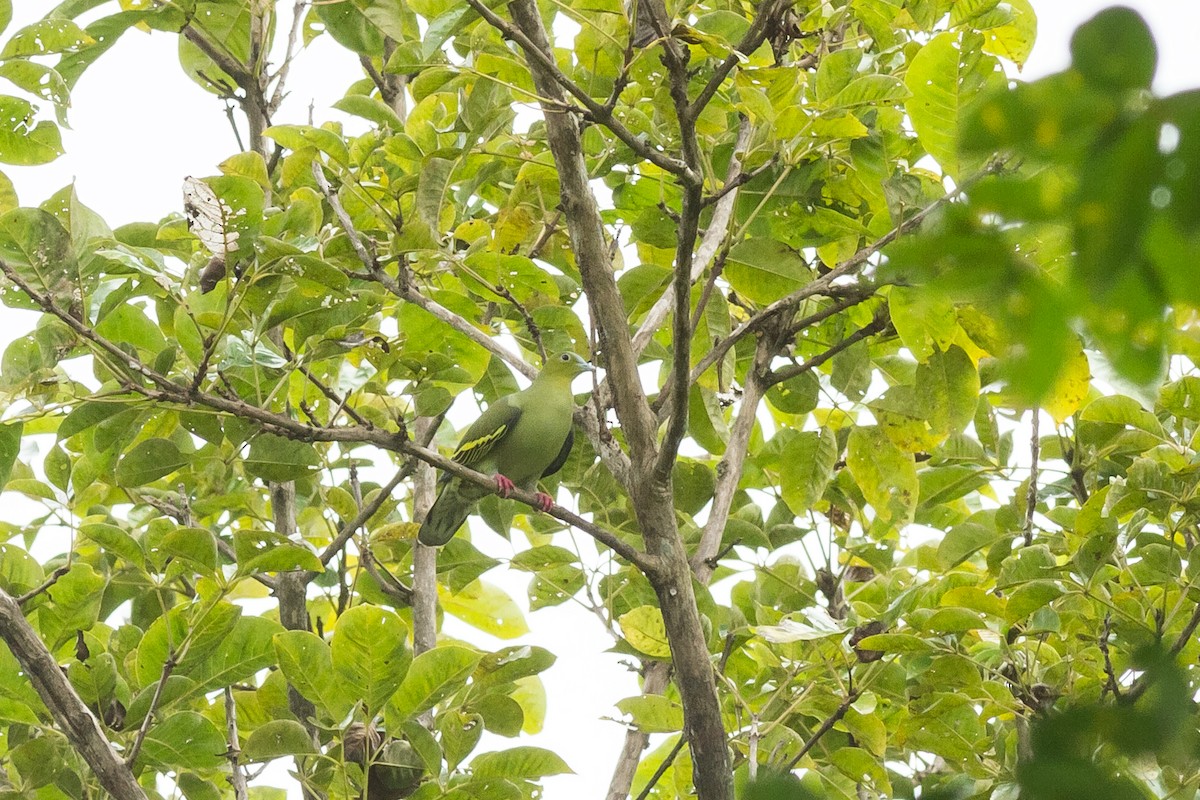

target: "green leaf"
[333,94,404,129]
[765,369,818,418]
[1070,7,1155,93]
[243,434,321,482]
[847,426,918,525]
[189,616,283,694]
[232,530,322,575]
[115,438,188,487]
[0,1,10,38]
[415,156,454,234]
[0,543,43,596]
[0,97,62,166]
[981,0,1036,67]
[243,720,316,761]
[389,645,482,720]
[96,303,170,360]
[1,19,94,58]
[616,695,683,733]
[724,239,809,305]
[272,630,352,720]
[780,428,837,514]
[331,604,412,714]
[618,606,671,659]
[473,645,556,692]
[904,31,996,180]
[0,419,20,489]
[263,124,350,166]
[0,61,70,107]
[937,521,1001,568]
[138,712,225,769]
[80,522,144,567]
[159,528,218,573]
[469,746,573,781]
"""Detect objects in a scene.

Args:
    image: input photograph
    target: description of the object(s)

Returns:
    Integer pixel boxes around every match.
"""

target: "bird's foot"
[494,474,515,497]
[534,492,555,513]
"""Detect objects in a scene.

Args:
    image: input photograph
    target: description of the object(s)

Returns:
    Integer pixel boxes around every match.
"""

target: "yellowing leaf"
[847,426,918,525]
[440,581,529,639]
[1044,341,1090,423]
[618,605,671,659]
[511,676,547,735]
[982,0,1037,68]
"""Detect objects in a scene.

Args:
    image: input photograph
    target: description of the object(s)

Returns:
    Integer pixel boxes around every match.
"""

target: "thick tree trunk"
[500,3,733,797]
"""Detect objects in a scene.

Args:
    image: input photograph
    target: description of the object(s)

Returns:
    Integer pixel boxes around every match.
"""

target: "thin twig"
[312,161,377,270]
[0,259,653,575]
[225,687,250,800]
[633,735,687,800]
[764,313,892,388]
[1100,613,1121,700]
[1025,409,1039,547]
[463,0,695,180]
[125,653,177,767]
[269,0,310,114]
[17,565,71,607]
[784,689,860,770]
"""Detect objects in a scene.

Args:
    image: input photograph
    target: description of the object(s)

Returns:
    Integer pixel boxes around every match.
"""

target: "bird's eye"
[560,353,570,361]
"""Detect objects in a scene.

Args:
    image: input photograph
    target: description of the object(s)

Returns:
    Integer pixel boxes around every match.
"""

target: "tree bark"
[501,4,733,797]
[0,589,149,800]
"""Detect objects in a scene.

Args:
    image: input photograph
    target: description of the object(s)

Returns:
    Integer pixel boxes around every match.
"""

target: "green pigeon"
[418,352,594,546]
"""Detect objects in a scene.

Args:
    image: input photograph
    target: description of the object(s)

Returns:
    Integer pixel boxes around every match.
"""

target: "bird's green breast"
[482,383,574,485]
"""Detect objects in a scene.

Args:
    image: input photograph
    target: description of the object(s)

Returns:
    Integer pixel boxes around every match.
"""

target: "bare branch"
[783,689,860,770]
[606,661,671,800]
[692,336,773,578]
[225,688,250,800]
[1025,409,1039,547]
[0,588,149,800]
[764,312,892,388]
[17,564,71,606]
[126,653,177,767]
[410,416,441,658]
[464,0,694,179]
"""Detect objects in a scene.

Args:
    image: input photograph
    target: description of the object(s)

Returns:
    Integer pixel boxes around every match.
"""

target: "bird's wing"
[540,427,574,478]
[450,395,523,468]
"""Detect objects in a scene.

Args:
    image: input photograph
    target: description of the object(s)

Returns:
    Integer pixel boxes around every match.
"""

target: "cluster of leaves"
[1,1,1200,800]
[888,6,1200,396]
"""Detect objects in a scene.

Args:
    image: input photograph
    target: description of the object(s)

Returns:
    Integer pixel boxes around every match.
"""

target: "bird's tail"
[417,480,479,546]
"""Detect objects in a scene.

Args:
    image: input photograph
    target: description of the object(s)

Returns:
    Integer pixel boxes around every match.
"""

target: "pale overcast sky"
[1,1,1197,796]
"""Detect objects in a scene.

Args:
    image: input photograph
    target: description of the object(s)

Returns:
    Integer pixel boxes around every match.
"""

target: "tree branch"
[503,0,660,470]
[688,0,783,121]
[125,652,177,767]
[464,0,694,179]
[783,689,860,770]
[0,588,149,800]
[691,335,773,578]
[225,687,250,800]
[630,117,751,358]
[763,312,892,388]
[606,660,671,800]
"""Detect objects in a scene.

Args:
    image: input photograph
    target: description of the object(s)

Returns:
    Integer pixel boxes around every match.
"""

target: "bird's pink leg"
[494,474,515,497]
[534,492,554,512]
